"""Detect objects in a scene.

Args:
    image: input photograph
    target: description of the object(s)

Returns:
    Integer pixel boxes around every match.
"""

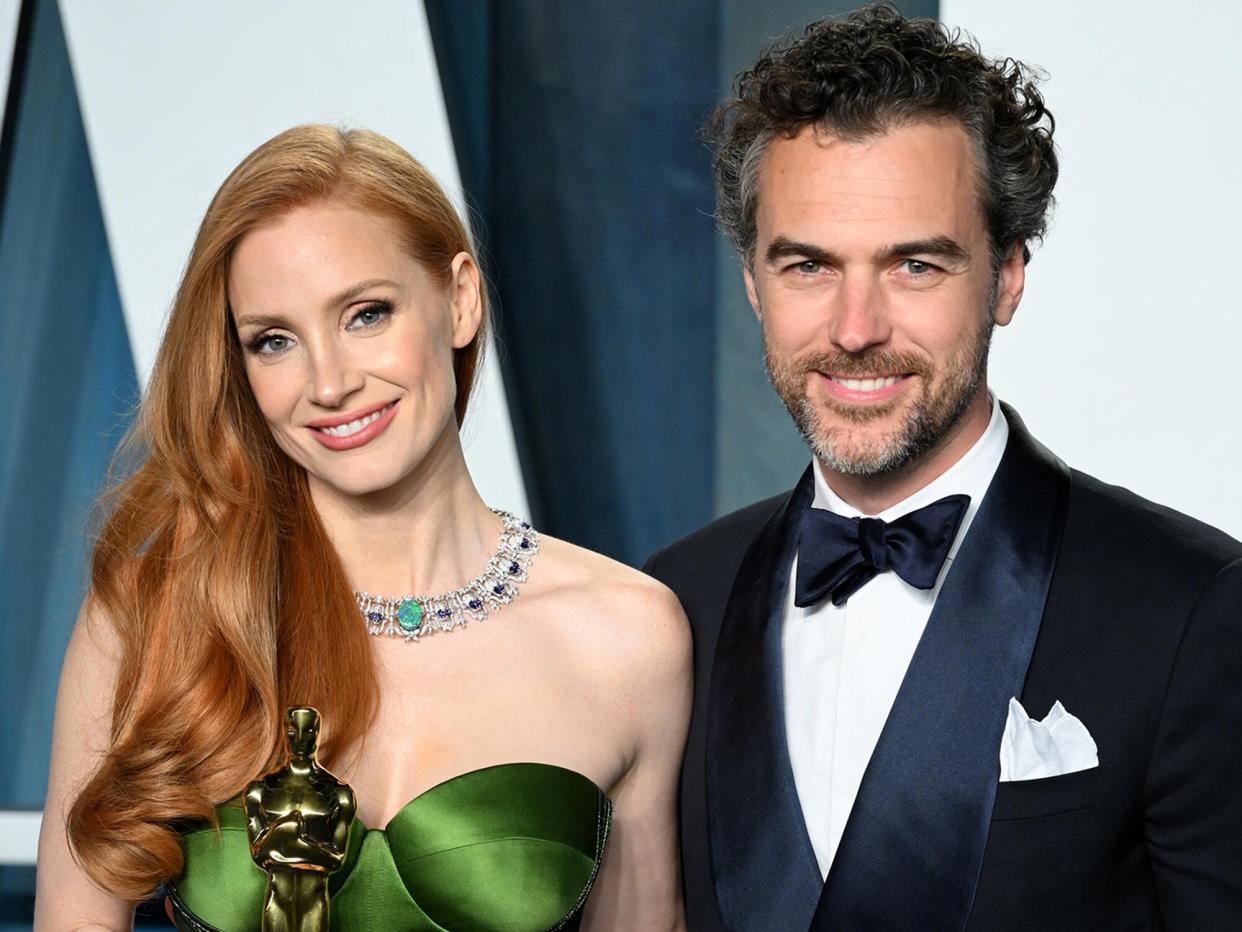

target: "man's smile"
[816,371,912,403]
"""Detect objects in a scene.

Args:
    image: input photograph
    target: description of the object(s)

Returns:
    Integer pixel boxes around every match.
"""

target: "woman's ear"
[448,252,484,348]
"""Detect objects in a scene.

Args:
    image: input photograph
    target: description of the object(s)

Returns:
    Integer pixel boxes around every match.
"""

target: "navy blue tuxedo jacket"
[644,406,1242,931]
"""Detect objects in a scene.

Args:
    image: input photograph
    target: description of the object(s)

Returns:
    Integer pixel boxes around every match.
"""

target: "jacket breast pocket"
[990,763,1115,821]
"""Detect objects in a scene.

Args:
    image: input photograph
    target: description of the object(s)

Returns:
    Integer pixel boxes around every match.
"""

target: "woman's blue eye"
[349,302,392,328]
[249,333,291,355]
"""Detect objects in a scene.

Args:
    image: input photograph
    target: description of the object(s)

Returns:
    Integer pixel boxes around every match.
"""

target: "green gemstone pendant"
[396,598,423,632]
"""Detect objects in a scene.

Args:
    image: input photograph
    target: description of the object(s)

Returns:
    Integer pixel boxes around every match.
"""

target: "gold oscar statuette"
[244,707,356,932]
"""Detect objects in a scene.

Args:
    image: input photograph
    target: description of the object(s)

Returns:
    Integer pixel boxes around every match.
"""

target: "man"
[644,6,1242,930]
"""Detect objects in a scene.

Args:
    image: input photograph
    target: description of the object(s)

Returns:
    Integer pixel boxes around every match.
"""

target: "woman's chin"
[305,466,410,502]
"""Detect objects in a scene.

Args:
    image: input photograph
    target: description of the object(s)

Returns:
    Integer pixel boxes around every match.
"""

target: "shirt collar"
[811,393,1009,559]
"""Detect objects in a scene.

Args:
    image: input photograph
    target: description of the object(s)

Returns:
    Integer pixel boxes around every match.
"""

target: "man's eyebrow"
[764,236,971,267]
[764,237,844,266]
[877,236,970,264]
[234,278,401,329]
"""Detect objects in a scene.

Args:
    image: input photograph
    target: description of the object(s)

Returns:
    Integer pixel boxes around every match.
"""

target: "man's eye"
[792,260,822,274]
[903,259,936,275]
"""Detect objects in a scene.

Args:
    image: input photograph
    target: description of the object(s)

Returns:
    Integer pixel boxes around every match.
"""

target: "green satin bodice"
[168,763,612,931]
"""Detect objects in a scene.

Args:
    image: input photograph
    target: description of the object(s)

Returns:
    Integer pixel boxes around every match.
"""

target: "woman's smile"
[306,399,399,451]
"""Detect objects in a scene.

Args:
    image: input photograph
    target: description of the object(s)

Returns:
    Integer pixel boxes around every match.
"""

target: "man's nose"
[307,343,364,407]
[827,275,891,354]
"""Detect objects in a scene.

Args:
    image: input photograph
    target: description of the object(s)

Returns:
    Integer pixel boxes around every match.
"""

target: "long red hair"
[67,125,487,898]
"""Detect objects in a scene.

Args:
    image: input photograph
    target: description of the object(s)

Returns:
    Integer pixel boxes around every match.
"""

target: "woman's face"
[229,200,481,501]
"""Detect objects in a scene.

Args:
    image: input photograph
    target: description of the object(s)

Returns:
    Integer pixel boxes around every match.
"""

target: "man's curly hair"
[708,4,1057,269]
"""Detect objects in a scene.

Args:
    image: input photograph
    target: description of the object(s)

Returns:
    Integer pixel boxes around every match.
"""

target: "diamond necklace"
[354,509,539,641]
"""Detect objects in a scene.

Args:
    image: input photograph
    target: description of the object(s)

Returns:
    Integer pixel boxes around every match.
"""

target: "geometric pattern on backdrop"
[0,0,18,127]
[0,0,137,899]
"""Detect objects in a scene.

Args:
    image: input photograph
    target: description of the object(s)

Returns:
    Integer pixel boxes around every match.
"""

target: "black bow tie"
[794,494,971,608]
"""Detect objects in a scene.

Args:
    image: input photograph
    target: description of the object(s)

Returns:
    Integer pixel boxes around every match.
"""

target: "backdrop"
[1,0,1237,924]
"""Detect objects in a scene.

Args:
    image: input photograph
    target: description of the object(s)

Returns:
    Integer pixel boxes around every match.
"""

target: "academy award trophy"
[243,707,356,932]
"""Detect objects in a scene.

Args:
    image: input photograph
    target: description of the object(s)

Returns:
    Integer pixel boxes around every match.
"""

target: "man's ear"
[992,242,1026,327]
[743,264,763,322]
[448,252,484,348]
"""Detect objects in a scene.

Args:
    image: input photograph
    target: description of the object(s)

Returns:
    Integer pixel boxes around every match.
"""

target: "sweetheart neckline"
[213,761,609,835]
[359,761,609,832]
[175,760,614,930]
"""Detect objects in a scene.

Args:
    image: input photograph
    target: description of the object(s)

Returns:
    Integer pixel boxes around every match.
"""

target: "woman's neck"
[307,427,499,597]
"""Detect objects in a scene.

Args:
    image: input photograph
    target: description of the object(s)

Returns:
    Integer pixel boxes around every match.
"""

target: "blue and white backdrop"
[1,0,1238,923]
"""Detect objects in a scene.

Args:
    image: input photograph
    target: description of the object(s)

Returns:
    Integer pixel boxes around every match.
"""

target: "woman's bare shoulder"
[529,534,685,616]
[524,535,690,681]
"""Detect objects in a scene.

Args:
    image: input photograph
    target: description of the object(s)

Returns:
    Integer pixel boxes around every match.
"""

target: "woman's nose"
[307,344,364,407]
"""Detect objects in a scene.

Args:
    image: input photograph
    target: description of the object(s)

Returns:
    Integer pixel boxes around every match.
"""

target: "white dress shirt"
[782,395,1009,878]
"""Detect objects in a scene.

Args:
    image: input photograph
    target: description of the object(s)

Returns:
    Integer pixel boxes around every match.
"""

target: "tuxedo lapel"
[811,407,1071,931]
[707,467,821,932]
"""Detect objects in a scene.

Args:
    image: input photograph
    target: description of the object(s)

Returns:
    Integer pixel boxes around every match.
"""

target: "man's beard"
[764,320,993,478]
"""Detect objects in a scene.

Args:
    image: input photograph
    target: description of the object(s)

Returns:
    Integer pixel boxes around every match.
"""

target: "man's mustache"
[794,350,932,380]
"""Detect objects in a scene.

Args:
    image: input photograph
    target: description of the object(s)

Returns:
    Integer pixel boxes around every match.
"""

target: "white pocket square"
[998,697,1098,782]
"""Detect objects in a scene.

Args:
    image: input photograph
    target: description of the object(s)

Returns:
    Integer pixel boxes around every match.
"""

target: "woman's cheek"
[246,365,296,424]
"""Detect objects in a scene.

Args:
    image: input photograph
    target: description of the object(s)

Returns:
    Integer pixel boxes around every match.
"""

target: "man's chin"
[810,422,914,478]
[815,394,905,425]
[816,447,905,478]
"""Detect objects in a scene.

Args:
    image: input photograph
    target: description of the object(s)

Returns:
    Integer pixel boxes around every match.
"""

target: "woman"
[35,125,690,930]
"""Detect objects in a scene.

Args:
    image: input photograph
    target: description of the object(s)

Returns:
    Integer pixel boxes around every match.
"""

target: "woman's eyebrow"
[234,311,291,330]
[234,278,402,329]
[328,277,401,306]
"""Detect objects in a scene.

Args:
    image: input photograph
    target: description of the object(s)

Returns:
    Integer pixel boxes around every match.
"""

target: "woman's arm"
[581,582,692,932]
[34,601,136,931]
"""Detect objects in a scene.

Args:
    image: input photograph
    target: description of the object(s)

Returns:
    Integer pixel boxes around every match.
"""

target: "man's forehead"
[756,121,984,241]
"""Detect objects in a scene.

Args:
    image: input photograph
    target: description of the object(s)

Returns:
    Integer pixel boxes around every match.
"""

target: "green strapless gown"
[167,763,612,931]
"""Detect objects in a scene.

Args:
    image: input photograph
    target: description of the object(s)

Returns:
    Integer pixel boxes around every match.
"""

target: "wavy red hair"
[67,125,488,898]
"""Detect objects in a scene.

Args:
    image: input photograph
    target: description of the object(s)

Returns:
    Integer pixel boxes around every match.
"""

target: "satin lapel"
[707,467,821,932]
[812,407,1071,932]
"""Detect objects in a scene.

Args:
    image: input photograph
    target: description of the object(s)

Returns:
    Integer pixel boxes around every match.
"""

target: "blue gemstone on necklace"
[436,608,451,618]
[521,521,531,530]
[396,599,423,631]
[493,584,505,595]
[367,611,383,623]
[520,538,530,549]
[508,562,519,573]
[468,598,482,610]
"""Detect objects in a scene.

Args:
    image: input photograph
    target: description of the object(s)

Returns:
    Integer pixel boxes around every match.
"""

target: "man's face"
[746,120,1024,478]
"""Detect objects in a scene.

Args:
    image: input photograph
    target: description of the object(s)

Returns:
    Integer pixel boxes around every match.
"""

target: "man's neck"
[821,391,994,515]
